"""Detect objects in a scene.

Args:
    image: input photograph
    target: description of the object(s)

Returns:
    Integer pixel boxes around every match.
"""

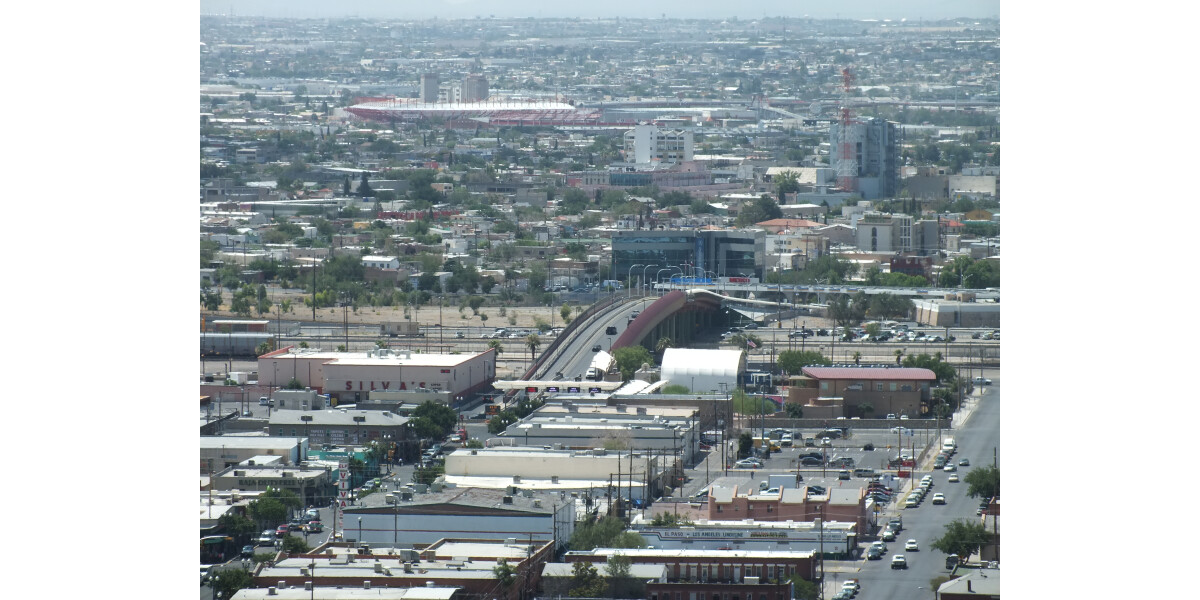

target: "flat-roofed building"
[630,515,858,555]
[200,435,309,473]
[268,408,413,450]
[341,486,575,549]
[255,538,551,600]
[233,588,462,600]
[498,403,699,463]
[259,347,496,402]
[443,446,678,500]
[706,482,871,532]
[564,546,817,584]
[210,463,332,505]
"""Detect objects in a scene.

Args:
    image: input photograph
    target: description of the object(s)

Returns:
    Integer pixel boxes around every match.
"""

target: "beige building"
[259,347,496,403]
[913,299,1001,328]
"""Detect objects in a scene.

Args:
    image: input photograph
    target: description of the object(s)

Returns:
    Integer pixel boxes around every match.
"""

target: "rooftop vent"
[363,581,371,590]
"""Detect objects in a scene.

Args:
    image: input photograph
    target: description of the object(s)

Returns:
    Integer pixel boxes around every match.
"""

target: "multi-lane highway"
[532,295,659,381]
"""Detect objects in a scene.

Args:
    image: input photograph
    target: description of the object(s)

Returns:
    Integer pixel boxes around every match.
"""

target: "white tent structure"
[660,348,745,394]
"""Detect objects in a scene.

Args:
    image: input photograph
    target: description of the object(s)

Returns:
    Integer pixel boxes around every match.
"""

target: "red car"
[275,525,289,537]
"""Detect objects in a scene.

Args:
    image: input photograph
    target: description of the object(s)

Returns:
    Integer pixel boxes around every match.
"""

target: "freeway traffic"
[532,295,658,382]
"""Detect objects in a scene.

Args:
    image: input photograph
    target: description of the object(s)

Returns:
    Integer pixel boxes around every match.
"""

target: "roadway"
[832,373,999,600]
[655,281,1000,300]
[532,295,659,382]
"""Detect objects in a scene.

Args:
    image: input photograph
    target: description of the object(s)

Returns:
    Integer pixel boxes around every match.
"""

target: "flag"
[746,339,757,349]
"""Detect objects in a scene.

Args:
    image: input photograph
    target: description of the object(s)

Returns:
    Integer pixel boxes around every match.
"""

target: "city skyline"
[199,0,999,21]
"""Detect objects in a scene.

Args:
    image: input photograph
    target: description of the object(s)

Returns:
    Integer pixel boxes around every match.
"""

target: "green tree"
[731,389,774,415]
[964,464,1000,499]
[568,516,647,551]
[408,416,446,440]
[774,169,801,202]
[612,345,652,380]
[487,412,518,434]
[216,513,259,545]
[787,575,820,600]
[359,171,373,198]
[212,568,254,600]
[525,334,541,362]
[202,289,223,311]
[649,512,695,527]
[930,519,992,564]
[852,351,862,364]
[414,401,458,437]
[467,296,486,315]
[567,562,607,597]
[737,431,753,459]
[280,534,309,554]
[776,350,830,374]
[487,340,503,355]
[784,402,804,418]
[284,378,304,390]
[493,558,517,588]
[560,303,572,324]
[606,552,642,598]
[654,337,673,362]
[735,195,784,226]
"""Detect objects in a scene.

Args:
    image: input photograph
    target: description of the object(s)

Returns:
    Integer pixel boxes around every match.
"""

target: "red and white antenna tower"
[837,67,859,193]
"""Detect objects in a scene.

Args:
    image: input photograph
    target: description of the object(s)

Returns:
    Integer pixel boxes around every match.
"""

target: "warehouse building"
[259,347,496,404]
[660,348,745,395]
[340,486,575,550]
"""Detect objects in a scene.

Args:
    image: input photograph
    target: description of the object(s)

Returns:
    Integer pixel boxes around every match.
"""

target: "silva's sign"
[344,380,444,391]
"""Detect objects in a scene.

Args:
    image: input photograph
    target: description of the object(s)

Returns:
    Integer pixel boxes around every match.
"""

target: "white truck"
[380,321,423,337]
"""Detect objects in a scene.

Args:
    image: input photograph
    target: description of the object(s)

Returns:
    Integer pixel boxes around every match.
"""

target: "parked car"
[881,528,896,542]
[734,458,763,469]
[866,547,883,560]
[973,376,992,385]
[862,442,875,451]
[800,456,824,466]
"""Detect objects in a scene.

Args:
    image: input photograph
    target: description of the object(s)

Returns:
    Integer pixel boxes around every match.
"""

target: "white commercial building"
[624,124,694,164]
[660,348,745,394]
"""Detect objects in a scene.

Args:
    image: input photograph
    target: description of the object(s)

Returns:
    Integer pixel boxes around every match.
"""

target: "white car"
[973,376,993,385]
[948,473,960,483]
[734,458,763,469]
[943,463,957,472]
[891,554,907,569]
[905,539,919,551]
[932,493,946,505]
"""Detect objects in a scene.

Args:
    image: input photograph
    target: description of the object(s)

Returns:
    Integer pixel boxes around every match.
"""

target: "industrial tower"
[836,67,859,193]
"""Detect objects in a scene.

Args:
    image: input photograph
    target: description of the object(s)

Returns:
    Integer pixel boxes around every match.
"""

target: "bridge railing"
[520,294,627,381]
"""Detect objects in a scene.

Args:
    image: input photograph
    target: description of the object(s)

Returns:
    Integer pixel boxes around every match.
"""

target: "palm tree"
[655,337,673,362]
[894,348,904,365]
[853,351,862,365]
[487,340,503,356]
[525,334,541,362]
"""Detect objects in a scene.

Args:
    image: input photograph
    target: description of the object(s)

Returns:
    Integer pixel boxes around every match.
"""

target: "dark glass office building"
[611,229,765,285]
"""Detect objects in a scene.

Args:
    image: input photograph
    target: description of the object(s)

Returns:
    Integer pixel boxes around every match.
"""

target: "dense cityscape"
[199,11,1001,600]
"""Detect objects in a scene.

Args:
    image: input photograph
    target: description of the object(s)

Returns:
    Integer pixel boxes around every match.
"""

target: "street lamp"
[626,264,643,298]
[640,264,658,297]
[656,267,674,296]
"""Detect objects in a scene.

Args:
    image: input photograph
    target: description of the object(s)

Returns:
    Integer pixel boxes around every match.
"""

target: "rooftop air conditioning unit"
[363,581,371,589]
[502,495,514,504]
[267,588,277,596]
[551,475,560,484]
[304,582,312,591]
[533,499,542,508]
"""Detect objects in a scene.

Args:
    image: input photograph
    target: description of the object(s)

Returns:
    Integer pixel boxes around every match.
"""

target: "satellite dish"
[809,102,823,116]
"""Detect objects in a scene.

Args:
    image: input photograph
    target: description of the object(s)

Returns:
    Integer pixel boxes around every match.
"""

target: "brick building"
[564,546,816,585]
[706,484,870,533]
[787,366,937,419]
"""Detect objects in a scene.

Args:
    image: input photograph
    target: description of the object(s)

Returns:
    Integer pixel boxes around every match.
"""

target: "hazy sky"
[200,0,998,21]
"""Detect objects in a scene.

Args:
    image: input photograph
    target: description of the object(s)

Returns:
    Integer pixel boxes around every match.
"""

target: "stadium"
[345,98,619,128]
